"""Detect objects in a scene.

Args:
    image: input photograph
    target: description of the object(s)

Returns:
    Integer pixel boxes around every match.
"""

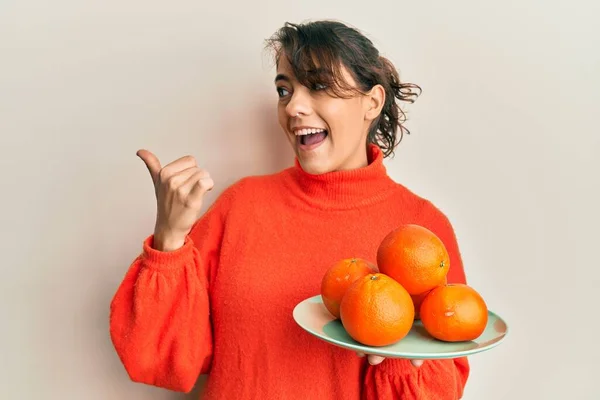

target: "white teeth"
[294,128,326,136]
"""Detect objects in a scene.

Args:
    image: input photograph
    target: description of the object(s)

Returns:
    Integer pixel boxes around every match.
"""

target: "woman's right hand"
[137,150,214,252]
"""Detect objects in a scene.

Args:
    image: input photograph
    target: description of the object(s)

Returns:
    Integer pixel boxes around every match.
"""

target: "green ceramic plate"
[292,295,508,359]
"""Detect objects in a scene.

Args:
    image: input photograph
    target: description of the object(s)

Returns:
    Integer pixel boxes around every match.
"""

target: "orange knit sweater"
[110,144,470,399]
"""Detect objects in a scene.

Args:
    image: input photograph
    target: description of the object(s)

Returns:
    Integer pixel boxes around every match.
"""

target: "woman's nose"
[285,88,312,117]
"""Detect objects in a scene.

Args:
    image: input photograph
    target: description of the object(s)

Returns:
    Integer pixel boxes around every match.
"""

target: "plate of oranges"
[292,224,508,359]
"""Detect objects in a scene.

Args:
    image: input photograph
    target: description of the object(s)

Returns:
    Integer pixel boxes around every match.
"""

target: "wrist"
[153,229,187,252]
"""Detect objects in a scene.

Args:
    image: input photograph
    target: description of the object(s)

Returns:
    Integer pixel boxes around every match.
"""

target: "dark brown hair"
[265,20,422,158]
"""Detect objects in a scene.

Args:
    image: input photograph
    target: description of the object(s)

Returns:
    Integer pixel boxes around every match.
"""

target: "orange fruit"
[420,283,488,342]
[377,224,450,295]
[339,273,414,347]
[320,258,378,318]
[411,276,447,320]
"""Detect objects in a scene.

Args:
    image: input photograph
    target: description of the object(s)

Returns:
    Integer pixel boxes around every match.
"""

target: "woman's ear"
[364,84,386,121]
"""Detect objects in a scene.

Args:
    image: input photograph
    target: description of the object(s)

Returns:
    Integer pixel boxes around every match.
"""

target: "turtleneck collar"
[285,144,398,210]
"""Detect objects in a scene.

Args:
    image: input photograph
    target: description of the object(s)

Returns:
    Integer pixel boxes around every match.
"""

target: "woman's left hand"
[357,353,423,367]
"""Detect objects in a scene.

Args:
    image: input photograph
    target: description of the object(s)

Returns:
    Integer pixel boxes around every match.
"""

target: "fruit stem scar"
[440,261,445,268]
[370,275,378,281]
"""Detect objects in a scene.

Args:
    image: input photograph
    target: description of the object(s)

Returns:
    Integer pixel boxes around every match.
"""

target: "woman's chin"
[297,157,333,175]
[293,141,329,174]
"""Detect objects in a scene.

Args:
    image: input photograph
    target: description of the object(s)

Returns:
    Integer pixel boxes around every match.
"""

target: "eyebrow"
[274,74,290,83]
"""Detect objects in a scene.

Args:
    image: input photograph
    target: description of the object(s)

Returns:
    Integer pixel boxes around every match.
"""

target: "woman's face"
[275,56,385,174]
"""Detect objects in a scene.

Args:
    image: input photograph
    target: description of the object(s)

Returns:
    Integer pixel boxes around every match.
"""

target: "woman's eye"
[313,83,327,91]
[277,87,290,97]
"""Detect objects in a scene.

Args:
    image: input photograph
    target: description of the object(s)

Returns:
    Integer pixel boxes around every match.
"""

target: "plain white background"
[1,1,598,399]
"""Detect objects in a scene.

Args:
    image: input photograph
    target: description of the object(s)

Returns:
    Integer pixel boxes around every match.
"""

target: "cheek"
[330,97,362,116]
[277,106,288,130]
[324,101,364,135]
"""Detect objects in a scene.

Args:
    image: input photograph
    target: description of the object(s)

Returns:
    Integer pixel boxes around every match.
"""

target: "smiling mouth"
[295,128,328,146]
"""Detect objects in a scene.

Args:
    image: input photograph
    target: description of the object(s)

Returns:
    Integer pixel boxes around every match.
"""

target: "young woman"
[110,20,470,399]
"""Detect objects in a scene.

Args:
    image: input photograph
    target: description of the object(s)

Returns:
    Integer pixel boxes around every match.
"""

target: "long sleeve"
[362,358,469,400]
[109,187,232,393]
[362,201,471,399]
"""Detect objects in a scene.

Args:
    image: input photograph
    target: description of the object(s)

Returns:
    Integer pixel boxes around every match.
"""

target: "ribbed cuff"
[141,234,195,271]
[375,357,418,375]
